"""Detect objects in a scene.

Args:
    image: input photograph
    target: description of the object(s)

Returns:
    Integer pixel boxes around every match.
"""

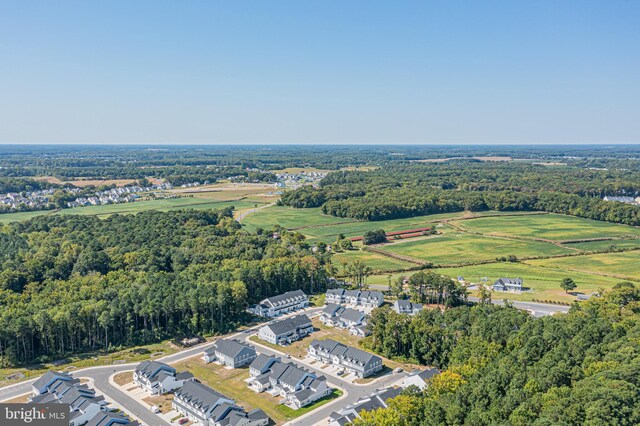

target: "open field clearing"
[436,262,624,302]
[562,239,640,251]
[378,232,573,265]
[173,356,341,424]
[241,206,357,231]
[452,214,640,241]
[528,251,640,281]
[0,197,268,224]
[331,249,417,272]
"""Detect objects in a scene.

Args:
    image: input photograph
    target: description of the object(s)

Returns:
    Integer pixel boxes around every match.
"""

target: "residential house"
[308,339,383,378]
[31,370,76,395]
[247,290,308,318]
[85,412,140,426]
[257,314,313,345]
[203,339,256,368]
[249,354,281,378]
[248,358,331,409]
[349,324,370,337]
[393,299,423,315]
[173,380,270,426]
[492,278,523,292]
[133,361,193,395]
[328,387,402,426]
[325,289,384,309]
[402,368,440,390]
[320,305,367,329]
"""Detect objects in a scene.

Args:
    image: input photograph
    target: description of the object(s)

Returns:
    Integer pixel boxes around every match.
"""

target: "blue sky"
[1,1,638,145]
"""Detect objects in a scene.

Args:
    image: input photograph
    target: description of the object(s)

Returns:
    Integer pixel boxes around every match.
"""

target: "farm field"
[436,262,624,302]
[332,249,417,272]
[528,251,640,281]
[563,239,640,251]
[452,214,640,241]
[378,232,573,265]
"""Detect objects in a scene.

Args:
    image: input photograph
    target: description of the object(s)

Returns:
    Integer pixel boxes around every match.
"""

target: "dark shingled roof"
[174,380,233,413]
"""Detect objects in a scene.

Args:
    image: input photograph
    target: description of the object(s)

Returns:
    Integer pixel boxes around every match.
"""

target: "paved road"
[0,307,325,426]
[467,296,571,317]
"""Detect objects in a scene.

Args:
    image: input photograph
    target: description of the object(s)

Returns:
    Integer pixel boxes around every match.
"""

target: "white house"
[308,339,383,378]
[393,299,423,315]
[492,278,523,292]
[257,314,313,345]
[133,361,193,395]
[402,368,440,390]
[202,339,256,368]
[247,290,309,318]
[328,387,402,426]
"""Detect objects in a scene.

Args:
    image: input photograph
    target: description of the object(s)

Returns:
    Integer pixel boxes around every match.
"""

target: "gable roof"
[310,339,381,367]
[261,290,307,308]
[264,314,311,336]
[250,354,280,372]
[208,338,255,359]
[174,380,233,413]
[32,370,74,392]
[134,360,175,379]
[338,308,365,323]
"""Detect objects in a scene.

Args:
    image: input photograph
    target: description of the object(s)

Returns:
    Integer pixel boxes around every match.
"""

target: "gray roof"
[135,360,175,379]
[250,354,280,372]
[360,290,384,301]
[495,277,523,286]
[262,289,307,307]
[209,338,256,359]
[322,303,343,316]
[278,363,311,387]
[174,380,233,413]
[310,339,381,367]
[339,308,365,323]
[176,371,194,381]
[85,412,139,426]
[326,288,346,296]
[32,370,73,392]
[265,314,312,336]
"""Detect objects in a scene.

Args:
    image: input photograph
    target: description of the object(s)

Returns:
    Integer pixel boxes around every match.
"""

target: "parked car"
[150,406,160,414]
[393,367,403,373]
[285,353,291,359]
[178,418,188,425]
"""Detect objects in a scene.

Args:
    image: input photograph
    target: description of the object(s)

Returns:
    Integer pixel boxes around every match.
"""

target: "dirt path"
[235,202,277,222]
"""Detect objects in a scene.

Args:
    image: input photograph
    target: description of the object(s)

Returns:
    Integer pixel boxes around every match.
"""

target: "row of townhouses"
[133,360,194,395]
[30,370,139,426]
[247,354,332,409]
[257,314,313,345]
[308,339,383,378]
[172,380,269,426]
[320,304,369,337]
[247,290,309,318]
[202,339,257,368]
[325,289,384,309]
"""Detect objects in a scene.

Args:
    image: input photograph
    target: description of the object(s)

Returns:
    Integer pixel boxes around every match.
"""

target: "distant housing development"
[492,278,523,292]
[172,380,270,426]
[202,339,257,368]
[308,339,383,378]
[257,314,313,345]
[325,289,384,309]
[133,361,194,395]
[247,290,309,318]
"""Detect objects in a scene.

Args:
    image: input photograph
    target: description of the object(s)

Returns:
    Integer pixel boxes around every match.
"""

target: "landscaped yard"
[378,232,573,265]
[172,357,341,425]
[451,214,640,241]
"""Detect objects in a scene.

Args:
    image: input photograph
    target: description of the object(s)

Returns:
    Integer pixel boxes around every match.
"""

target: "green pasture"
[452,214,640,241]
[528,251,640,281]
[563,239,640,251]
[331,249,417,272]
[241,206,356,232]
[378,233,573,265]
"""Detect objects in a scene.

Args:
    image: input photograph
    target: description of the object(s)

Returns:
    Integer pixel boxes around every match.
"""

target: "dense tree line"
[0,209,332,365]
[280,164,640,225]
[0,177,60,193]
[358,282,640,425]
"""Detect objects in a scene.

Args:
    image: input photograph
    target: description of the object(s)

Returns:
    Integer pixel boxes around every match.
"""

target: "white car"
[150,406,160,414]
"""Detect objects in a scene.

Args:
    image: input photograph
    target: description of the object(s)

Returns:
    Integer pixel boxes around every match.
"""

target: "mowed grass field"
[564,239,640,251]
[452,214,640,241]
[437,262,624,302]
[528,251,640,281]
[332,249,417,272]
[378,232,573,265]
[241,206,358,231]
